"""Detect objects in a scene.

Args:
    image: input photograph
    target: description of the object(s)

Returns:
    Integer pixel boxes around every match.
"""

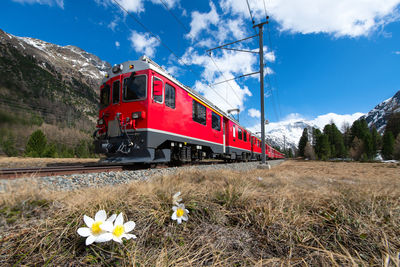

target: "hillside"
[0,29,110,155]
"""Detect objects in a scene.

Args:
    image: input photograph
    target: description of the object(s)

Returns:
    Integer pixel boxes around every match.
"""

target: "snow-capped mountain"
[0,29,110,91]
[249,113,364,151]
[360,90,400,133]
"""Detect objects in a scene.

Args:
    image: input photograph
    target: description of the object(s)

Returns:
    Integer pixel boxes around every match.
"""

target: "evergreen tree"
[25,130,47,157]
[385,112,400,139]
[313,128,322,157]
[394,134,400,160]
[324,123,345,158]
[298,128,308,157]
[382,131,395,160]
[350,119,373,159]
[371,127,382,158]
[316,133,331,160]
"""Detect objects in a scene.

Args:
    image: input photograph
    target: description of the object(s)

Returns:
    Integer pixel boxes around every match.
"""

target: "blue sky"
[1,0,400,131]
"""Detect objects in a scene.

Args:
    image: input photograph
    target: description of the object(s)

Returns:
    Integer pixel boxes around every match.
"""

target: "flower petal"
[185,209,189,214]
[124,221,135,233]
[95,233,113,243]
[77,227,91,237]
[177,217,182,224]
[124,234,137,240]
[113,236,122,243]
[173,192,181,198]
[171,211,177,220]
[86,235,96,246]
[182,215,188,221]
[84,215,94,228]
[106,214,117,222]
[172,206,177,211]
[100,221,114,232]
[95,210,107,222]
[115,213,124,226]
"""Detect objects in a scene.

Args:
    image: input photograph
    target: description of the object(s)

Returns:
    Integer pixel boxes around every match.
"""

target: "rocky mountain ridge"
[360,90,400,133]
[0,29,111,126]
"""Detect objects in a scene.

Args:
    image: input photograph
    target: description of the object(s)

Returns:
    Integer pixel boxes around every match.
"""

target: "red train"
[93,56,284,163]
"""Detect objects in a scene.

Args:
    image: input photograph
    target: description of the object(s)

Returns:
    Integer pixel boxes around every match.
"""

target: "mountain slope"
[0,29,111,127]
[360,90,400,133]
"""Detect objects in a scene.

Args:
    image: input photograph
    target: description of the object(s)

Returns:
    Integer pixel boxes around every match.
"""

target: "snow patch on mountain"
[360,90,400,133]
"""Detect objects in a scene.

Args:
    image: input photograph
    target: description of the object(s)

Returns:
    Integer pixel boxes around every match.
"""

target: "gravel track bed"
[0,161,284,192]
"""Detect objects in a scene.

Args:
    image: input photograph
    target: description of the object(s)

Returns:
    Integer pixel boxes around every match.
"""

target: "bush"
[25,130,47,157]
[43,143,58,158]
[1,133,18,156]
[75,140,90,158]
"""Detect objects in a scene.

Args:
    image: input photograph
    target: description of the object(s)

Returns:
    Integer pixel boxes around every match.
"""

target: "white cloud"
[220,0,400,37]
[129,30,159,57]
[248,108,261,118]
[311,112,365,130]
[186,2,219,40]
[12,0,64,8]
[115,41,120,48]
[95,0,180,14]
[108,18,119,31]
[394,51,400,55]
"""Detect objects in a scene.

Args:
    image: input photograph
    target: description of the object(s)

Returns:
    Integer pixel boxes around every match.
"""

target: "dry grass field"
[0,160,399,266]
[0,156,100,168]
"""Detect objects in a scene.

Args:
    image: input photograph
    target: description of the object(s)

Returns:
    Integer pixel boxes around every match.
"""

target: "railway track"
[0,160,281,180]
[0,165,126,179]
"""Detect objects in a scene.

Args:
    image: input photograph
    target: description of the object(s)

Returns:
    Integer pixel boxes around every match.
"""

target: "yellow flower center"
[91,221,103,234]
[176,208,184,217]
[113,225,124,237]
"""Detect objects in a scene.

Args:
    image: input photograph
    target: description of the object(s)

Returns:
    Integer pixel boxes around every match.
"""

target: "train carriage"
[94,56,283,163]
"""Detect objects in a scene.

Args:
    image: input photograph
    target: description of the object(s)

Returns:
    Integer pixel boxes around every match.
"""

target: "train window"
[233,125,236,138]
[238,128,243,140]
[112,80,120,104]
[123,74,146,101]
[165,83,175,109]
[192,100,206,125]
[211,112,221,131]
[152,77,163,103]
[244,131,247,142]
[100,84,110,109]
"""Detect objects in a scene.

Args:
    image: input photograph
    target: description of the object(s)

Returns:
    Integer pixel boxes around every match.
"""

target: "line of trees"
[298,113,400,161]
[23,129,96,158]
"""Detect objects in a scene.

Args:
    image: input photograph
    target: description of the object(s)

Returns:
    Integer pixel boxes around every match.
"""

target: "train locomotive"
[93,56,284,163]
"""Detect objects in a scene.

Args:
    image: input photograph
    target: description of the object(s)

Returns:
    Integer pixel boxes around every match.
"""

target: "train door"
[223,118,229,153]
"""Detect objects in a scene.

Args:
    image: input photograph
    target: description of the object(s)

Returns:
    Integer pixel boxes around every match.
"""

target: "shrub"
[25,130,47,157]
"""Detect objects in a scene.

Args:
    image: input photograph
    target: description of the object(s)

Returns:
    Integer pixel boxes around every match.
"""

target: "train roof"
[102,56,259,136]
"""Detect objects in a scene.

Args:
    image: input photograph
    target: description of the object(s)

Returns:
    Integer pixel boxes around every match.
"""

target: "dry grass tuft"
[1,160,399,266]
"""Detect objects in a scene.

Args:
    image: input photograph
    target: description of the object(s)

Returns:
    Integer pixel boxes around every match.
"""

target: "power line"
[157,0,245,107]
[112,0,236,110]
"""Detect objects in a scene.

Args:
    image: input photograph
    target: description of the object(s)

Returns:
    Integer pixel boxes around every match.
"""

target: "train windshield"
[100,84,110,109]
[123,74,147,101]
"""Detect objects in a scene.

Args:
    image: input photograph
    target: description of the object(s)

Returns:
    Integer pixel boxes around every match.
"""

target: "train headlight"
[132,112,142,119]
[98,119,104,125]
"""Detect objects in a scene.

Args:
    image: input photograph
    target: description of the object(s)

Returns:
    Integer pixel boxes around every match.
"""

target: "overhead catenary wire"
[112,0,236,110]
[158,0,244,106]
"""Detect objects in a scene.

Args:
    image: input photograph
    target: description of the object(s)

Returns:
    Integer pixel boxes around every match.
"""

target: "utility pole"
[253,19,269,165]
[206,16,271,168]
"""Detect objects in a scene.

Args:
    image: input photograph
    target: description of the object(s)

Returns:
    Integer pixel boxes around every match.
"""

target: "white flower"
[77,210,116,246]
[172,191,182,205]
[101,213,137,243]
[171,203,189,224]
